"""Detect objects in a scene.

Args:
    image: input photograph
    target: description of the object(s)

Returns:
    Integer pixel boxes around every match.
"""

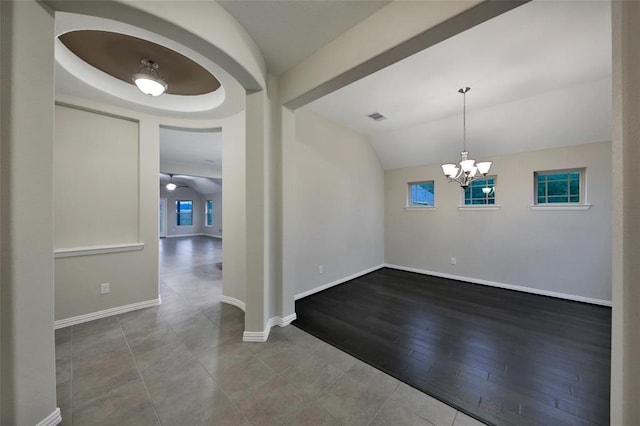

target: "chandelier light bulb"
[166,182,177,191]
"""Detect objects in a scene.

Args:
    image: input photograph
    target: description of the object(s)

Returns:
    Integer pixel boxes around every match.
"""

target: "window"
[176,200,193,226]
[464,177,495,205]
[408,181,435,207]
[535,169,583,204]
[205,200,213,227]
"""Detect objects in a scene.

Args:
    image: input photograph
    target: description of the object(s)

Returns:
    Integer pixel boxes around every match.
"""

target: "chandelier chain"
[441,86,492,188]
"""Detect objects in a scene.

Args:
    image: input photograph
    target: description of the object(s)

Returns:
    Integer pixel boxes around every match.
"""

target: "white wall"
[160,186,204,237]
[1,1,58,424]
[612,3,640,422]
[52,96,248,321]
[220,111,246,306]
[202,192,223,237]
[54,104,160,321]
[385,141,612,303]
[55,105,139,247]
[292,109,385,297]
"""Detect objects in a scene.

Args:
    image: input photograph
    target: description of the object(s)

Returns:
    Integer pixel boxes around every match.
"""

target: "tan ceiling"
[59,30,221,96]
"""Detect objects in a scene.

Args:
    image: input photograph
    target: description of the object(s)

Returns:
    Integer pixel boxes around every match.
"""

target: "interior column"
[0,0,58,424]
[611,1,640,424]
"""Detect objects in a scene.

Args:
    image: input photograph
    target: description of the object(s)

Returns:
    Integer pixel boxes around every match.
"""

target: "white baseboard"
[274,313,297,327]
[221,294,295,342]
[384,264,612,307]
[203,234,223,239]
[165,233,202,238]
[37,407,61,426]
[295,264,385,300]
[220,295,246,311]
[54,298,161,329]
[242,313,298,342]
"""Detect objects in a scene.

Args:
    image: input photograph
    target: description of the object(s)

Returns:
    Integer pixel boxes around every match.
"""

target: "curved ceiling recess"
[59,30,221,96]
[54,12,246,116]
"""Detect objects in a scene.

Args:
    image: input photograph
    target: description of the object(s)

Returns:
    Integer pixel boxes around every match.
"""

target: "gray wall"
[293,109,385,297]
[202,192,223,237]
[385,141,612,303]
[160,186,205,237]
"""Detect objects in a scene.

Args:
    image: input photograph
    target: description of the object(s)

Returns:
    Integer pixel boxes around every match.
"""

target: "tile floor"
[55,236,486,425]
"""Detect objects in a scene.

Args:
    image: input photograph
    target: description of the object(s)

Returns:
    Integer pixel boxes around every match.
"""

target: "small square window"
[408,181,435,207]
[464,177,495,205]
[534,169,584,204]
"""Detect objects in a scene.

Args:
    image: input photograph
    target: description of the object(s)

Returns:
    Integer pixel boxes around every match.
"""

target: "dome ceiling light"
[133,59,167,96]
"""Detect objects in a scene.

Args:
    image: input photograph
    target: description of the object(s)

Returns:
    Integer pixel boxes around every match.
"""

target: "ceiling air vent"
[367,112,386,122]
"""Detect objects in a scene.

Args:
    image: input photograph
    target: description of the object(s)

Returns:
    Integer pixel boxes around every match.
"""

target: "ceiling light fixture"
[133,59,167,96]
[166,174,177,191]
[441,87,492,188]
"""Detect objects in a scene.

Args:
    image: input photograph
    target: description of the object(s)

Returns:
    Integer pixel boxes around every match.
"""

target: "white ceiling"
[54,1,613,177]
[218,0,389,76]
[305,0,612,170]
[159,127,222,193]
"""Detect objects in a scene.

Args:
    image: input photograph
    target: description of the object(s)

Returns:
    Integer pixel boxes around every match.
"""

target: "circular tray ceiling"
[59,30,221,96]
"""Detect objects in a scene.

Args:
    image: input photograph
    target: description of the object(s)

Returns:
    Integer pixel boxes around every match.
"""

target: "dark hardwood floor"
[293,268,611,426]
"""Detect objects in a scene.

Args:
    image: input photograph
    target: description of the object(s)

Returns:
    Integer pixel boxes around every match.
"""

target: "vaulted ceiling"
[305,0,612,170]
[55,1,612,175]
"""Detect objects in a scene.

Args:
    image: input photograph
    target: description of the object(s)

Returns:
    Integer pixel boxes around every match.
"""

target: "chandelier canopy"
[441,87,492,188]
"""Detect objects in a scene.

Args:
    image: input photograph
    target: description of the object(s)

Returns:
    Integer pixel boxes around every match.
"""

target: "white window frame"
[531,168,591,211]
[405,180,436,211]
[458,175,501,211]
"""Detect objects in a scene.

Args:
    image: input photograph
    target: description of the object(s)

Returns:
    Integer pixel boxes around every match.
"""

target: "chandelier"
[441,87,492,188]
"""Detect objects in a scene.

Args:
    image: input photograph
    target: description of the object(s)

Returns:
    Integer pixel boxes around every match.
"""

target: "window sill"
[54,242,144,258]
[458,205,501,211]
[530,204,592,211]
[404,206,436,211]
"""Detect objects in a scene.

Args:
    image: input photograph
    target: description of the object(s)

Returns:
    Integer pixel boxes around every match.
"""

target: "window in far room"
[176,200,193,226]
[205,200,213,227]
[408,181,435,207]
[464,177,496,205]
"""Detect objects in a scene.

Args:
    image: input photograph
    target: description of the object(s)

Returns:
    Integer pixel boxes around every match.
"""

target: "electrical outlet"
[450,257,457,265]
[319,265,324,273]
[100,283,110,294]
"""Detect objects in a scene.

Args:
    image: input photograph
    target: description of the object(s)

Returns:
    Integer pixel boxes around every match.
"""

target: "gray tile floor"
[55,236,486,425]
